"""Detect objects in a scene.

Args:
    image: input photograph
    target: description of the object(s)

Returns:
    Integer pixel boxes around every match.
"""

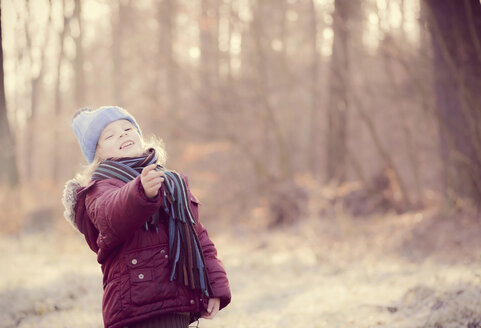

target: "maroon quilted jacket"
[63,174,231,328]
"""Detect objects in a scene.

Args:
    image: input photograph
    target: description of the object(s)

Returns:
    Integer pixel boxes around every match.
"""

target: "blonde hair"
[75,134,168,186]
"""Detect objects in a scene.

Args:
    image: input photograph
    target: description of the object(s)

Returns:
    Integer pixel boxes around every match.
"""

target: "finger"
[146,170,164,179]
[204,309,217,319]
[144,172,164,183]
[200,313,214,319]
[211,303,219,316]
[152,176,164,185]
[147,181,162,191]
[141,164,157,177]
[146,180,163,190]
[144,181,162,192]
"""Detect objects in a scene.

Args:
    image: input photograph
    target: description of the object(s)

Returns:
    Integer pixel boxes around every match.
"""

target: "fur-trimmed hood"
[61,178,101,254]
[61,178,82,231]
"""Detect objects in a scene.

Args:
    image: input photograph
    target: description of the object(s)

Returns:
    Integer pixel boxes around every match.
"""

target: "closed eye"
[124,128,132,131]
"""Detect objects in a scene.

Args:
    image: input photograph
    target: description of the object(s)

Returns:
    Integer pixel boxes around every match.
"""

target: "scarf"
[91,148,211,297]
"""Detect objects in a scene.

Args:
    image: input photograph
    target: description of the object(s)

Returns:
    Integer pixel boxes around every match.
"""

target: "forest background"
[0,0,481,327]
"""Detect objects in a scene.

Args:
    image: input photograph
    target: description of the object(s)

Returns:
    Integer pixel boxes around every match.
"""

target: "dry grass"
[1,191,480,328]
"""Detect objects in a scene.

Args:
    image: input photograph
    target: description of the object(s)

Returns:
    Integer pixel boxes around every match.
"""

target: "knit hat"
[72,106,142,163]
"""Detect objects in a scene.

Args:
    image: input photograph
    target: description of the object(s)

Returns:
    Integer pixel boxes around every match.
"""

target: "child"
[62,106,231,328]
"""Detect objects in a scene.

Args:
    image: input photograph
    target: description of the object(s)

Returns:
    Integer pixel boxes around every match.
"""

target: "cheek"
[97,140,117,157]
[96,145,107,159]
[135,142,144,154]
[135,135,144,148]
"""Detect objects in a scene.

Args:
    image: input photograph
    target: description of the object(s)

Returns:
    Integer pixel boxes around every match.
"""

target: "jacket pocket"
[125,245,180,306]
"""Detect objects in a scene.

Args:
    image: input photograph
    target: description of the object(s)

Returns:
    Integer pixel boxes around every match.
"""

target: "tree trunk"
[200,0,220,93]
[308,0,321,178]
[158,0,179,126]
[0,3,19,186]
[199,0,221,138]
[111,0,128,106]
[73,0,85,107]
[424,0,481,203]
[53,0,70,183]
[326,0,350,183]
[25,0,52,180]
[251,0,291,182]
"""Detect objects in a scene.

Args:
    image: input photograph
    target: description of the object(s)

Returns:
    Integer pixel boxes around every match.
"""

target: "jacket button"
[138,273,144,280]
[165,255,169,259]
[161,249,165,254]
[131,259,137,265]
[190,299,195,305]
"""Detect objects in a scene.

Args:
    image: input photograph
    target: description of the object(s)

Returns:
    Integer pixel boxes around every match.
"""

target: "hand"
[201,298,220,319]
[140,164,164,199]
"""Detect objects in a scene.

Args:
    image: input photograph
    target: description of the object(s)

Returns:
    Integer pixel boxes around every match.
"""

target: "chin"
[124,149,143,157]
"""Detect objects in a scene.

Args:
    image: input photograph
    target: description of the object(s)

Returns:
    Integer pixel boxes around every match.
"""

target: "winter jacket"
[62,174,231,328]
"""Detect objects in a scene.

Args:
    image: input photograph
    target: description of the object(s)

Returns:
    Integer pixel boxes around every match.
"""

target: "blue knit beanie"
[72,106,142,163]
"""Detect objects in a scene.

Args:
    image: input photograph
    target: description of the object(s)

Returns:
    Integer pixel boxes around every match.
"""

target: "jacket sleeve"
[196,220,232,310]
[182,174,232,310]
[85,176,163,252]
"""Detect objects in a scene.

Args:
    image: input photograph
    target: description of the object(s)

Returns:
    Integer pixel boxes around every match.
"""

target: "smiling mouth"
[120,140,134,149]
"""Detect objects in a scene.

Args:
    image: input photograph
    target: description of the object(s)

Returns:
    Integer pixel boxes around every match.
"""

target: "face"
[96,120,143,160]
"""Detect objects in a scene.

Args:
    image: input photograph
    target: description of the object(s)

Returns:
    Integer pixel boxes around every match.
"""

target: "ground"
[1,205,480,328]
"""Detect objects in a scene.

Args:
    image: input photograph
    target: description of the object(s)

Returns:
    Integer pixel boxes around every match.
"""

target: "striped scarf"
[91,148,211,297]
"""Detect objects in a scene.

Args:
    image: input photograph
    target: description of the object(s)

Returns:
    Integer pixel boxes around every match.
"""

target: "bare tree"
[308,0,321,177]
[0,1,19,186]
[53,0,70,182]
[250,0,291,182]
[423,0,481,204]
[157,0,180,127]
[25,0,52,180]
[73,0,85,107]
[111,0,126,106]
[200,0,220,91]
[326,0,350,183]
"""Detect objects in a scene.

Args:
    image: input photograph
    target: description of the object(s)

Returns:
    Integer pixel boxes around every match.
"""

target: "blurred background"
[0,0,480,327]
